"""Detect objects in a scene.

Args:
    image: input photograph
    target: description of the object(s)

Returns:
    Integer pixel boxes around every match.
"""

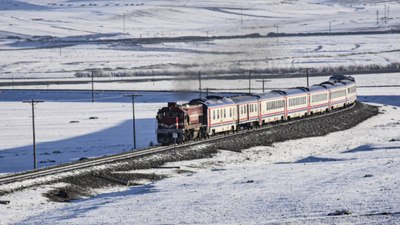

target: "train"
[156,75,357,145]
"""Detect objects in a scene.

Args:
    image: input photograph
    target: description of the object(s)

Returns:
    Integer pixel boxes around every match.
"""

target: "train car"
[283,87,310,119]
[156,102,205,144]
[230,95,260,128]
[343,79,357,105]
[190,96,237,135]
[329,75,357,105]
[309,84,329,114]
[256,91,286,124]
[328,82,347,110]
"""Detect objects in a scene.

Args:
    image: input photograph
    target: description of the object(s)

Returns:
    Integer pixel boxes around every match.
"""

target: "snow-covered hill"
[0,0,46,10]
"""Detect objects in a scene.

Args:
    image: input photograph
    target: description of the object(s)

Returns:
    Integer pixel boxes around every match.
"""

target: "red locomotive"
[156,102,207,145]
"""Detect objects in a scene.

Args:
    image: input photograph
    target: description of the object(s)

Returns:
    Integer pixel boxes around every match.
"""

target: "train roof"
[275,87,309,96]
[309,84,328,93]
[189,96,235,107]
[333,82,347,88]
[329,74,355,82]
[253,91,285,100]
[338,79,355,85]
[319,82,335,89]
[229,94,259,103]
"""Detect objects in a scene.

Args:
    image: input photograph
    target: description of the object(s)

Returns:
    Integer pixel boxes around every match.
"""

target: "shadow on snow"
[344,144,400,154]
[0,118,156,173]
[359,95,400,107]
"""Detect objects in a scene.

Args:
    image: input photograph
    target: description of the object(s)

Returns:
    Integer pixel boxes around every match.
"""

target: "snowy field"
[0,0,399,80]
[1,0,400,224]
[0,83,399,224]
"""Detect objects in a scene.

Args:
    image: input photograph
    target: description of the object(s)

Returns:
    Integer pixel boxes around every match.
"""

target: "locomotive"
[156,75,357,145]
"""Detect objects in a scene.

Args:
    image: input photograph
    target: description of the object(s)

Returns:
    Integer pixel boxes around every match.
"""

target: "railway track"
[0,103,357,187]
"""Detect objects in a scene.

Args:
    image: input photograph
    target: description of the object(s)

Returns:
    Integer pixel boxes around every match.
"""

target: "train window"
[224,109,226,118]
[217,110,219,119]
[213,110,215,120]
[244,106,247,113]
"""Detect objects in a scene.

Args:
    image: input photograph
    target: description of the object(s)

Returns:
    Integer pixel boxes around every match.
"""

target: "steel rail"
[0,103,357,186]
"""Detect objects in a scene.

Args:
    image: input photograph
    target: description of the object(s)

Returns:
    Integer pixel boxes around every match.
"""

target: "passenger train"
[156,75,357,145]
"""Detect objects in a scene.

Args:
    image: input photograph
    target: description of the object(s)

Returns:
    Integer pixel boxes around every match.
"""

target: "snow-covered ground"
[1,0,400,224]
[0,0,399,79]
[0,87,399,224]
[0,101,165,173]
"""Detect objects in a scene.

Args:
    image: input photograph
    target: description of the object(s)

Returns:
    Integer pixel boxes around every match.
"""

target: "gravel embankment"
[213,102,379,151]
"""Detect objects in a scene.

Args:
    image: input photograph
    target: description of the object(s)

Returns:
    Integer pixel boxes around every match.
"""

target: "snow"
[0,102,164,173]
[1,0,400,224]
[0,0,399,80]
[1,99,399,224]
[0,74,399,224]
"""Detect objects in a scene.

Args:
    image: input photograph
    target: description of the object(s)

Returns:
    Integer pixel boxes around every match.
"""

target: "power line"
[22,99,44,169]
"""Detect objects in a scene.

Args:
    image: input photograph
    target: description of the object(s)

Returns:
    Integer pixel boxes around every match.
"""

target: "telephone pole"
[123,13,126,32]
[23,99,44,169]
[256,79,271,93]
[301,68,313,87]
[91,70,95,102]
[376,10,379,25]
[248,71,252,94]
[240,6,243,25]
[274,25,279,42]
[198,71,202,97]
[124,93,142,150]
[329,21,332,33]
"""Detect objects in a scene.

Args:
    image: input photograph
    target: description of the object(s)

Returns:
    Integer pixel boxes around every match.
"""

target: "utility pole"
[124,93,143,150]
[91,70,95,102]
[274,25,279,42]
[329,21,332,33]
[376,10,379,25]
[23,99,44,169]
[139,33,142,51]
[123,13,126,32]
[256,79,271,93]
[198,71,202,97]
[248,71,252,94]
[241,6,243,25]
[387,7,390,22]
[384,4,387,23]
[301,68,313,87]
